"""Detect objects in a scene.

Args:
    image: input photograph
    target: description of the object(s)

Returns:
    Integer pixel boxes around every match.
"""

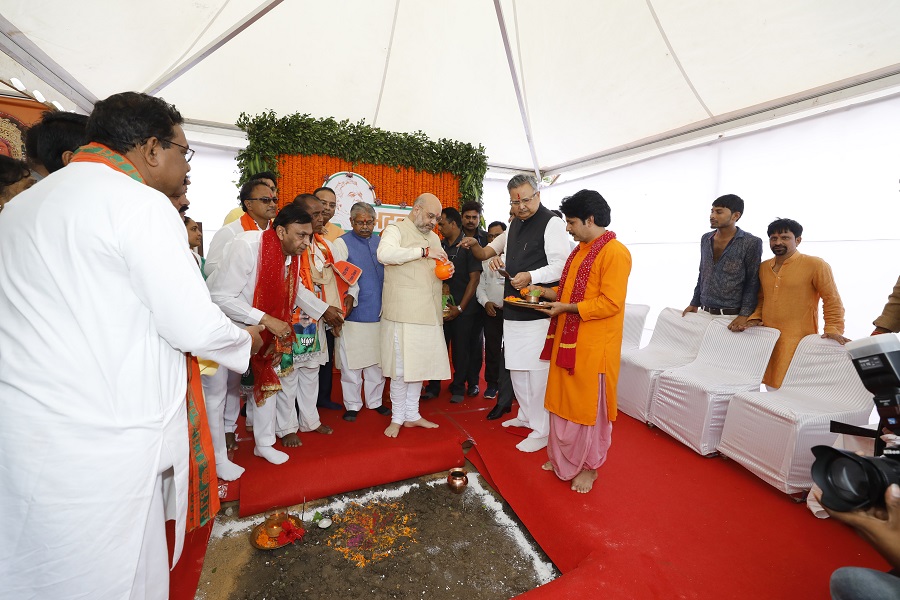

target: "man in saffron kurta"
[535,190,631,494]
[739,218,848,388]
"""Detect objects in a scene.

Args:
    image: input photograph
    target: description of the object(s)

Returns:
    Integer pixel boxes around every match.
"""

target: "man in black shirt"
[423,208,483,403]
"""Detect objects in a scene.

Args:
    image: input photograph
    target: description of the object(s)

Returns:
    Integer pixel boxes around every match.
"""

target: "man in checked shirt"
[682,194,762,332]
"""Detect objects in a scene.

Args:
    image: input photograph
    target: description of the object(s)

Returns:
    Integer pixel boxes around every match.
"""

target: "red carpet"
[234,400,467,516]
[171,374,888,599]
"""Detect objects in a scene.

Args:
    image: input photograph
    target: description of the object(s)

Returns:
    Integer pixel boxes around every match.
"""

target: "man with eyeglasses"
[202,179,277,476]
[0,91,261,599]
[422,207,483,404]
[223,171,278,226]
[315,186,344,242]
[332,202,392,422]
[459,174,570,452]
[476,221,512,414]
[378,193,453,438]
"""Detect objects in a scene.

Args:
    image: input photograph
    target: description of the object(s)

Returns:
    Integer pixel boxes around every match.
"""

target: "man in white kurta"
[0,93,255,600]
[208,218,342,464]
[201,180,275,480]
[377,193,452,438]
[460,175,569,452]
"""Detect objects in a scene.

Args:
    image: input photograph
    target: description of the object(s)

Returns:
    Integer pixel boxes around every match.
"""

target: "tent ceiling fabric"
[3,0,900,173]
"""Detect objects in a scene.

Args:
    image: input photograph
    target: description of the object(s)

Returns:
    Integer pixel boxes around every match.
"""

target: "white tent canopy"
[3,0,900,179]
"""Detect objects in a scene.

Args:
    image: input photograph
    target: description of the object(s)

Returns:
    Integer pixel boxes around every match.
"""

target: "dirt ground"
[197,469,558,600]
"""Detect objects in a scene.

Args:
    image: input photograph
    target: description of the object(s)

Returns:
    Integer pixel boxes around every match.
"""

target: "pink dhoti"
[547,374,613,481]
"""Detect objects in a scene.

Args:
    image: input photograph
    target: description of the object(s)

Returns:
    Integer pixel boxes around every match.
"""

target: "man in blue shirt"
[683,194,762,332]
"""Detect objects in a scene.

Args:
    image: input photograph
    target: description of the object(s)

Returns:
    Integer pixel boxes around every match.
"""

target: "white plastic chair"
[650,319,780,455]
[617,308,712,423]
[717,335,874,494]
[621,303,650,352]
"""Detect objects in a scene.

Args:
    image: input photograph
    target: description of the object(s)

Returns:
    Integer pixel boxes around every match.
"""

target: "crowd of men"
[3,90,900,600]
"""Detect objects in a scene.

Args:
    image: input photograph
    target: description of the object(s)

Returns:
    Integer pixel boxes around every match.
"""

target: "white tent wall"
[481,93,900,342]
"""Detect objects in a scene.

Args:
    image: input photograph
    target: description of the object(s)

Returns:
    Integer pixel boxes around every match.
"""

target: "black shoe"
[420,391,438,400]
[450,394,465,404]
[374,405,392,416]
[486,404,512,420]
[467,385,480,397]
[483,387,498,399]
[342,410,358,422]
[317,400,343,410]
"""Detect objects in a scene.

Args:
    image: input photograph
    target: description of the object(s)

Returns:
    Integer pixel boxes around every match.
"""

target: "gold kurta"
[544,239,632,425]
[748,252,844,388]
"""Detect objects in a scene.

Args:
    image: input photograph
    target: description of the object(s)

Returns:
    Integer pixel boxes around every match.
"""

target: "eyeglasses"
[250,196,278,204]
[509,191,539,207]
[162,139,195,163]
[352,219,375,227]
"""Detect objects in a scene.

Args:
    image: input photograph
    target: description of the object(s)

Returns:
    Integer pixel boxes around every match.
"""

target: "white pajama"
[251,367,321,447]
[338,335,385,410]
[505,319,551,439]
[389,329,423,424]
[200,367,242,464]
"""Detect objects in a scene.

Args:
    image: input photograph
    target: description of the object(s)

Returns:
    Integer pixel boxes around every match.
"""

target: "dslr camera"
[811,334,900,511]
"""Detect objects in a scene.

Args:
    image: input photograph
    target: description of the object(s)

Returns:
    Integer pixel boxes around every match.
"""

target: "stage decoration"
[235,111,488,208]
[326,501,417,567]
[319,171,411,233]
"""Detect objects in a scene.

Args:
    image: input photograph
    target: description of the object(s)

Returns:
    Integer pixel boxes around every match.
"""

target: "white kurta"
[0,162,252,600]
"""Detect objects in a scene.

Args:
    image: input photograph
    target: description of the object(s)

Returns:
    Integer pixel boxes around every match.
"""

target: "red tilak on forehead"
[516,192,521,199]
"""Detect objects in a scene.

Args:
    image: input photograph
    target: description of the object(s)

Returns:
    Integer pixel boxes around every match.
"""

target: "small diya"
[250,513,306,550]
[447,468,469,494]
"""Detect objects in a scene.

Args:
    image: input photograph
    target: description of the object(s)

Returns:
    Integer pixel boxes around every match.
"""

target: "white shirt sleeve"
[487,230,507,257]
[296,286,329,320]
[376,224,423,265]
[208,236,266,326]
[332,237,348,262]
[204,222,238,277]
[528,217,570,285]
[476,269,490,306]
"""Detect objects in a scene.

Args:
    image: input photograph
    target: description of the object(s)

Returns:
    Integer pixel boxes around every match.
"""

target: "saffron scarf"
[69,142,144,183]
[240,211,264,232]
[250,228,300,406]
[72,142,218,530]
[540,230,617,373]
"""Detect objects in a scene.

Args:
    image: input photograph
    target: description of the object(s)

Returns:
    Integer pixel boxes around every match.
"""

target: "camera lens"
[828,456,870,502]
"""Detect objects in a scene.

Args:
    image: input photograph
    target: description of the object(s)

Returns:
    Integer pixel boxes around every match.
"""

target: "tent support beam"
[0,14,97,112]
[372,0,402,126]
[492,0,541,183]
[145,0,285,96]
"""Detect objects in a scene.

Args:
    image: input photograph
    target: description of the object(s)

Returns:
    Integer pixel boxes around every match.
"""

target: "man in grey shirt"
[683,194,762,332]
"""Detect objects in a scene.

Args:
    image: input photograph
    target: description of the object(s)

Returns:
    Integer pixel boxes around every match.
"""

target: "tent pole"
[492,0,541,183]
[0,14,97,113]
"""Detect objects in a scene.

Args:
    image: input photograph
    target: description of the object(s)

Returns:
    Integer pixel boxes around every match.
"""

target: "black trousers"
[483,310,503,388]
[317,329,336,404]
[466,307,485,388]
[425,312,479,396]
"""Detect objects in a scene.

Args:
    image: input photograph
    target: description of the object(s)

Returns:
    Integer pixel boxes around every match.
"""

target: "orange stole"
[240,212,263,232]
[185,354,220,530]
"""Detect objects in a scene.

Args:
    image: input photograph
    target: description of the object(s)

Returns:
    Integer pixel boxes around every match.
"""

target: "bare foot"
[225,432,238,451]
[571,469,598,493]
[384,423,402,438]
[315,424,333,435]
[280,433,302,448]
[541,461,554,471]
[403,418,439,429]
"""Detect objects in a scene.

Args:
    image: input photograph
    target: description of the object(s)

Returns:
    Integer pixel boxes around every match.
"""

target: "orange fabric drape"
[275,154,461,211]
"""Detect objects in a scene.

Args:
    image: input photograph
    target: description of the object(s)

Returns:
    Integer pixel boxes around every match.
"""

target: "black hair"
[0,155,31,194]
[487,220,507,231]
[250,171,277,184]
[273,203,313,230]
[313,186,335,196]
[86,92,183,154]
[238,179,273,212]
[25,111,89,173]
[712,194,744,216]
[766,218,803,238]
[292,193,322,210]
[559,189,611,227]
[441,206,462,229]
[460,200,483,215]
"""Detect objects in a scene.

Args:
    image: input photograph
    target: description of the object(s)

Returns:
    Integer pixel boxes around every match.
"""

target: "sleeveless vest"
[380,217,443,326]
[504,204,560,322]
[341,231,383,323]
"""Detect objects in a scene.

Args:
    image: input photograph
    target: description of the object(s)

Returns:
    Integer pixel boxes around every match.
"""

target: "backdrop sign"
[323,171,411,234]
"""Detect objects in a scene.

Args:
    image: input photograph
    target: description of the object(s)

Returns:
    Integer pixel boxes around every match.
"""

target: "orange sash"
[240,212,266,232]
[185,354,219,530]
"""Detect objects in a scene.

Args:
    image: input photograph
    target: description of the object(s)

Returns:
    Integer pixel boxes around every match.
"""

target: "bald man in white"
[377,194,453,437]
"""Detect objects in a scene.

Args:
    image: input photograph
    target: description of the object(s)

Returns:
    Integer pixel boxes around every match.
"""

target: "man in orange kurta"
[534,190,631,493]
[740,218,848,388]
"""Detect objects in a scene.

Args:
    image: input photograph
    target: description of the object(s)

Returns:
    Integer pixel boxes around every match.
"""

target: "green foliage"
[235,110,488,204]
